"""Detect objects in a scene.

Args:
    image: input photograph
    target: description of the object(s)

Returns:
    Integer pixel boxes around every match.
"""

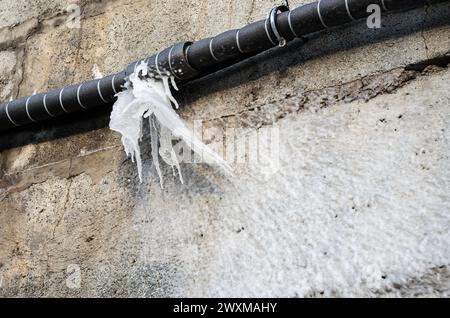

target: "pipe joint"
[125,42,199,82]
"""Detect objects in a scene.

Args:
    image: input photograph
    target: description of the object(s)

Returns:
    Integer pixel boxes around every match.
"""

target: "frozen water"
[110,62,232,187]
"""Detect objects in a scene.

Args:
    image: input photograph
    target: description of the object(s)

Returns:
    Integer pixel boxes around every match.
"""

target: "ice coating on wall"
[109,62,232,187]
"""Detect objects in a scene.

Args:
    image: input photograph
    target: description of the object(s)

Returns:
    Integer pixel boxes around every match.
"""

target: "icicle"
[159,126,184,184]
[170,75,179,91]
[149,116,163,188]
[162,76,179,109]
[109,61,232,187]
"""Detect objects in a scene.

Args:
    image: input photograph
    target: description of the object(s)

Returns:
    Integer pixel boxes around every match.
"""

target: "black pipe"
[0,0,442,133]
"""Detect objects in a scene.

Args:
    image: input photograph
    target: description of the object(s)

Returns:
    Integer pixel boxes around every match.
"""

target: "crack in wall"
[0,0,114,51]
[247,0,257,23]
[42,177,73,292]
[0,145,121,199]
[421,4,431,59]
[0,18,39,51]
[205,55,450,129]
[14,37,30,98]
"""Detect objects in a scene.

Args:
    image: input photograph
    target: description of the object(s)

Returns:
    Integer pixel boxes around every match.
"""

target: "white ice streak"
[110,62,232,187]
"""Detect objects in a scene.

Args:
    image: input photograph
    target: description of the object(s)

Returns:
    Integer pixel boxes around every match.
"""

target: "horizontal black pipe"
[0,0,442,133]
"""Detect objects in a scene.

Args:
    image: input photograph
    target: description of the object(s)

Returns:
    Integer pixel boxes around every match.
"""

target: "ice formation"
[110,62,232,187]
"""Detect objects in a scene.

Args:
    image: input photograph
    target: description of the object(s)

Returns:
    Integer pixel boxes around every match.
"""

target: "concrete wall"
[0,0,449,297]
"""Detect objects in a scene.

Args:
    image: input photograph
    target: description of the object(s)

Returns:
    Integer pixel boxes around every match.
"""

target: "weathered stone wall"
[0,0,449,297]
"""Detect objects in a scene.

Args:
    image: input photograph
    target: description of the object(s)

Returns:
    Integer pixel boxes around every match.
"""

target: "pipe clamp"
[268,5,290,47]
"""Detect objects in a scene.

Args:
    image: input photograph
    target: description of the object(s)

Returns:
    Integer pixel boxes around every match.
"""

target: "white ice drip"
[110,62,232,187]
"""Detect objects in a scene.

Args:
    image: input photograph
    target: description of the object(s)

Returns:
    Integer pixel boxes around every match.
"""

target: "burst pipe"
[0,0,443,132]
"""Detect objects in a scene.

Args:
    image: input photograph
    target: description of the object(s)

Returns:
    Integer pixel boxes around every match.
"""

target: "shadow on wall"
[0,3,449,152]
